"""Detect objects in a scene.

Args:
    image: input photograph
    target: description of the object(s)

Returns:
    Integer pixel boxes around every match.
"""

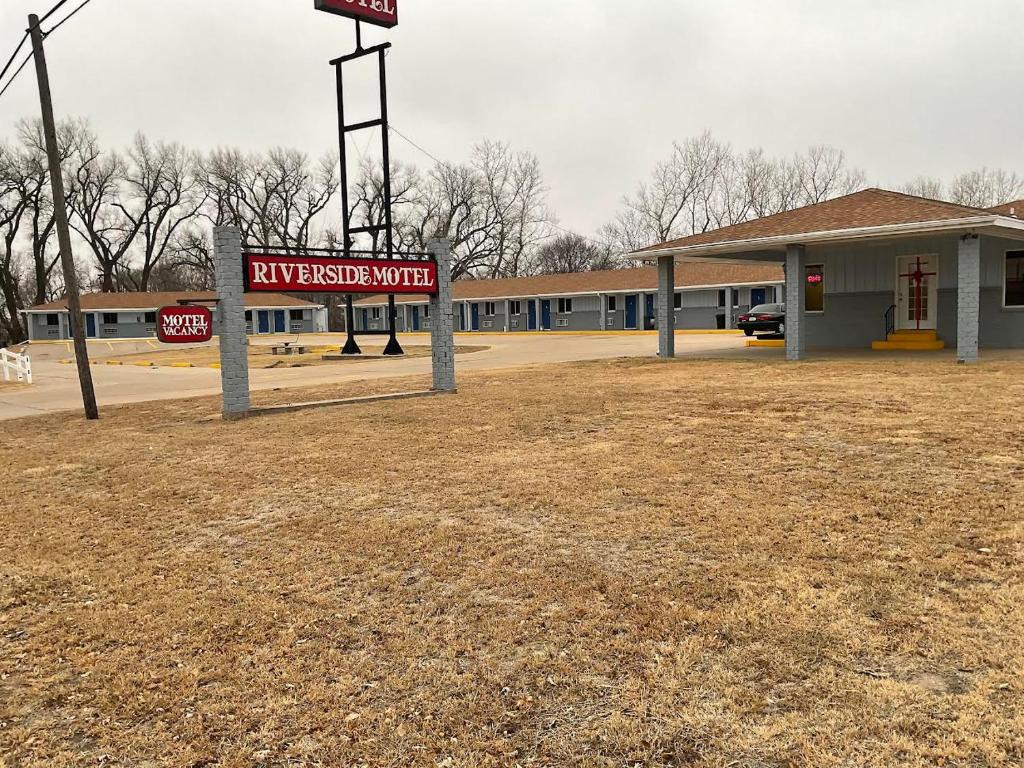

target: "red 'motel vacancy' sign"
[157,306,214,344]
[245,253,438,296]
[315,0,398,28]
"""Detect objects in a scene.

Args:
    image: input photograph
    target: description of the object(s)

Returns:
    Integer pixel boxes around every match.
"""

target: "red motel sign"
[314,0,398,28]
[244,253,438,296]
[157,306,214,344]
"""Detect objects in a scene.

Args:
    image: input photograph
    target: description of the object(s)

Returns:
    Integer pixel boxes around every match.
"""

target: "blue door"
[274,310,286,333]
[361,308,368,329]
[751,288,766,307]
[471,303,480,331]
[528,301,537,330]
[625,295,638,329]
[412,306,420,331]
[86,314,96,338]
[540,300,552,330]
[645,294,655,327]
[258,311,270,334]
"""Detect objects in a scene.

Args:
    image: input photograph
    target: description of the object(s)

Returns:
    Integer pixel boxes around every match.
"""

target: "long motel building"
[22,292,328,341]
[349,263,784,333]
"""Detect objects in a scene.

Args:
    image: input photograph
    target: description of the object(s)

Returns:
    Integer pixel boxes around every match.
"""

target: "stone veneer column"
[957,235,981,364]
[657,256,676,359]
[428,238,457,392]
[785,245,807,361]
[213,226,251,419]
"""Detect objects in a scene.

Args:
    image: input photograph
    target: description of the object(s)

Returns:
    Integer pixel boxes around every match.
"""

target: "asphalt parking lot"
[0,332,752,420]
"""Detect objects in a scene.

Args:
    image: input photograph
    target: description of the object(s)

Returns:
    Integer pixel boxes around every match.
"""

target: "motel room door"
[540,300,552,330]
[257,311,270,334]
[86,314,96,338]
[411,306,420,331]
[274,311,286,333]
[896,255,938,331]
[471,303,480,331]
[528,300,537,330]
[624,295,638,329]
[751,288,767,307]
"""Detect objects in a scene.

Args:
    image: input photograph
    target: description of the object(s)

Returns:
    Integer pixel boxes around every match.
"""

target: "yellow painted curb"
[105,360,124,366]
[132,361,155,367]
[209,363,221,369]
[746,339,785,348]
[59,359,72,365]
[170,362,194,368]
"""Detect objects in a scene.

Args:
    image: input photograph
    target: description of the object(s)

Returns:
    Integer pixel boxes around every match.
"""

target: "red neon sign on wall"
[314,0,398,28]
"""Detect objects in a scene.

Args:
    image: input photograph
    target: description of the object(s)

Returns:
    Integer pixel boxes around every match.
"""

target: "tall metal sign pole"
[317,0,404,356]
[27,13,99,420]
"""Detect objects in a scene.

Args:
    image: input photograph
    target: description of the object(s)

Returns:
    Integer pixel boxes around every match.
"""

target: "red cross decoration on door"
[899,256,937,330]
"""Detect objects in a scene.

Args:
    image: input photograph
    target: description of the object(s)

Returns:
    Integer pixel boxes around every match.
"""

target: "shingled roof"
[634,188,1024,258]
[26,291,320,312]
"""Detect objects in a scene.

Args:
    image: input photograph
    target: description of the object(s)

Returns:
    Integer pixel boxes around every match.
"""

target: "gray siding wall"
[31,309,317,340]
[799,234,1024,348]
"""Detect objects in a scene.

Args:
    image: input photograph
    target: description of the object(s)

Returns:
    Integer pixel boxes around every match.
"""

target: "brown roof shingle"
[637,188,994,254]
[26,292,320,312]
[988,200,1024,218]
[356,262,782,306]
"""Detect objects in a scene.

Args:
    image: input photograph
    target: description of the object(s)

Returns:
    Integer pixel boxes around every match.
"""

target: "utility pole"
[28,13,98,420]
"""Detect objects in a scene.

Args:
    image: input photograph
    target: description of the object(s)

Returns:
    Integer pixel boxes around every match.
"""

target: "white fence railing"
[0,348,32,384]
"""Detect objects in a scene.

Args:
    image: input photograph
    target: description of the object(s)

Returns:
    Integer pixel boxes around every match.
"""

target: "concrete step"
[887,329,938,342]
[871,339,946,351]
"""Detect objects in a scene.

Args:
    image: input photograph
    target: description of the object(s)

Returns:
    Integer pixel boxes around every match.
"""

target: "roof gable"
[637,188,995,254]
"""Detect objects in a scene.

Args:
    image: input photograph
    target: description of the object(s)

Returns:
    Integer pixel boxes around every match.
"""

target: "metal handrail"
[884,304,896,340]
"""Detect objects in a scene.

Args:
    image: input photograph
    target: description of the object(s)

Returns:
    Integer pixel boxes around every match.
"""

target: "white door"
[896,255,938,331]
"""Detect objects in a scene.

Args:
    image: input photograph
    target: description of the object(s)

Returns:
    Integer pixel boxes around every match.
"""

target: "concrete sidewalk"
[0,332,750,421]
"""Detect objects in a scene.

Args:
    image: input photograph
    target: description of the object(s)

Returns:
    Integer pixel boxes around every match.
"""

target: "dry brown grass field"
[1,357,1022,767]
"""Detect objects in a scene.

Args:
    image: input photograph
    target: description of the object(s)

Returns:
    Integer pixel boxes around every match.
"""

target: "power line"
[0,0,98,101]
[0,32,29,85]
[389,123,609,247]
[46,0,96,37]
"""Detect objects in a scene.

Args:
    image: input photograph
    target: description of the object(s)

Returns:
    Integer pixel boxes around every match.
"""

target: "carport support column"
[428,238,457,392]
[724,287,735,329]
[957,235,981,364]
[657,256,675,359]
[213,225,251,419]
[785,245,806,361]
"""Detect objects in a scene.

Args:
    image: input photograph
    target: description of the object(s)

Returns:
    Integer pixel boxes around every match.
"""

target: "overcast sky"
[2,0,1023,234]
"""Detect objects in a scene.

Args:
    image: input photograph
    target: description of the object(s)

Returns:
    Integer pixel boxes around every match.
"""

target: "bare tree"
[899,176,946,202]
[601,134,867,255]
[534,232,619,275]
[116,133,207,291]
[397,141,552,280]
[947,168,1024,209]
[199,147,338,252]
[0,141,28,341]
[66,128,141,292]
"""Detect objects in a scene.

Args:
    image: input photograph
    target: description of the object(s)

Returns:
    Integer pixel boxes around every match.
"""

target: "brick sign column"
[213,226,251,419]
[428,238,456,392]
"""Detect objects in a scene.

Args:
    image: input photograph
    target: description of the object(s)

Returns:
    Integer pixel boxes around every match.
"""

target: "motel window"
[245,311,253,322]
[509,300,521,315]
[717,290,726,308]
[46,313,59,326]
[290,309,304,321]
[372,307,382,320]
[1006,251,1024,307]
[102,313,118,325]
[805,265,825,313]
[558,298,573,314]
[607,295,617,312]
[485,302,497,317]
[674,292,682,310]
[144,312,156,324]
[423,305,429,318]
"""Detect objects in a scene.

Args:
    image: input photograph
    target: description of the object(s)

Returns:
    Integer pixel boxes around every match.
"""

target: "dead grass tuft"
[1,357,1022,766]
